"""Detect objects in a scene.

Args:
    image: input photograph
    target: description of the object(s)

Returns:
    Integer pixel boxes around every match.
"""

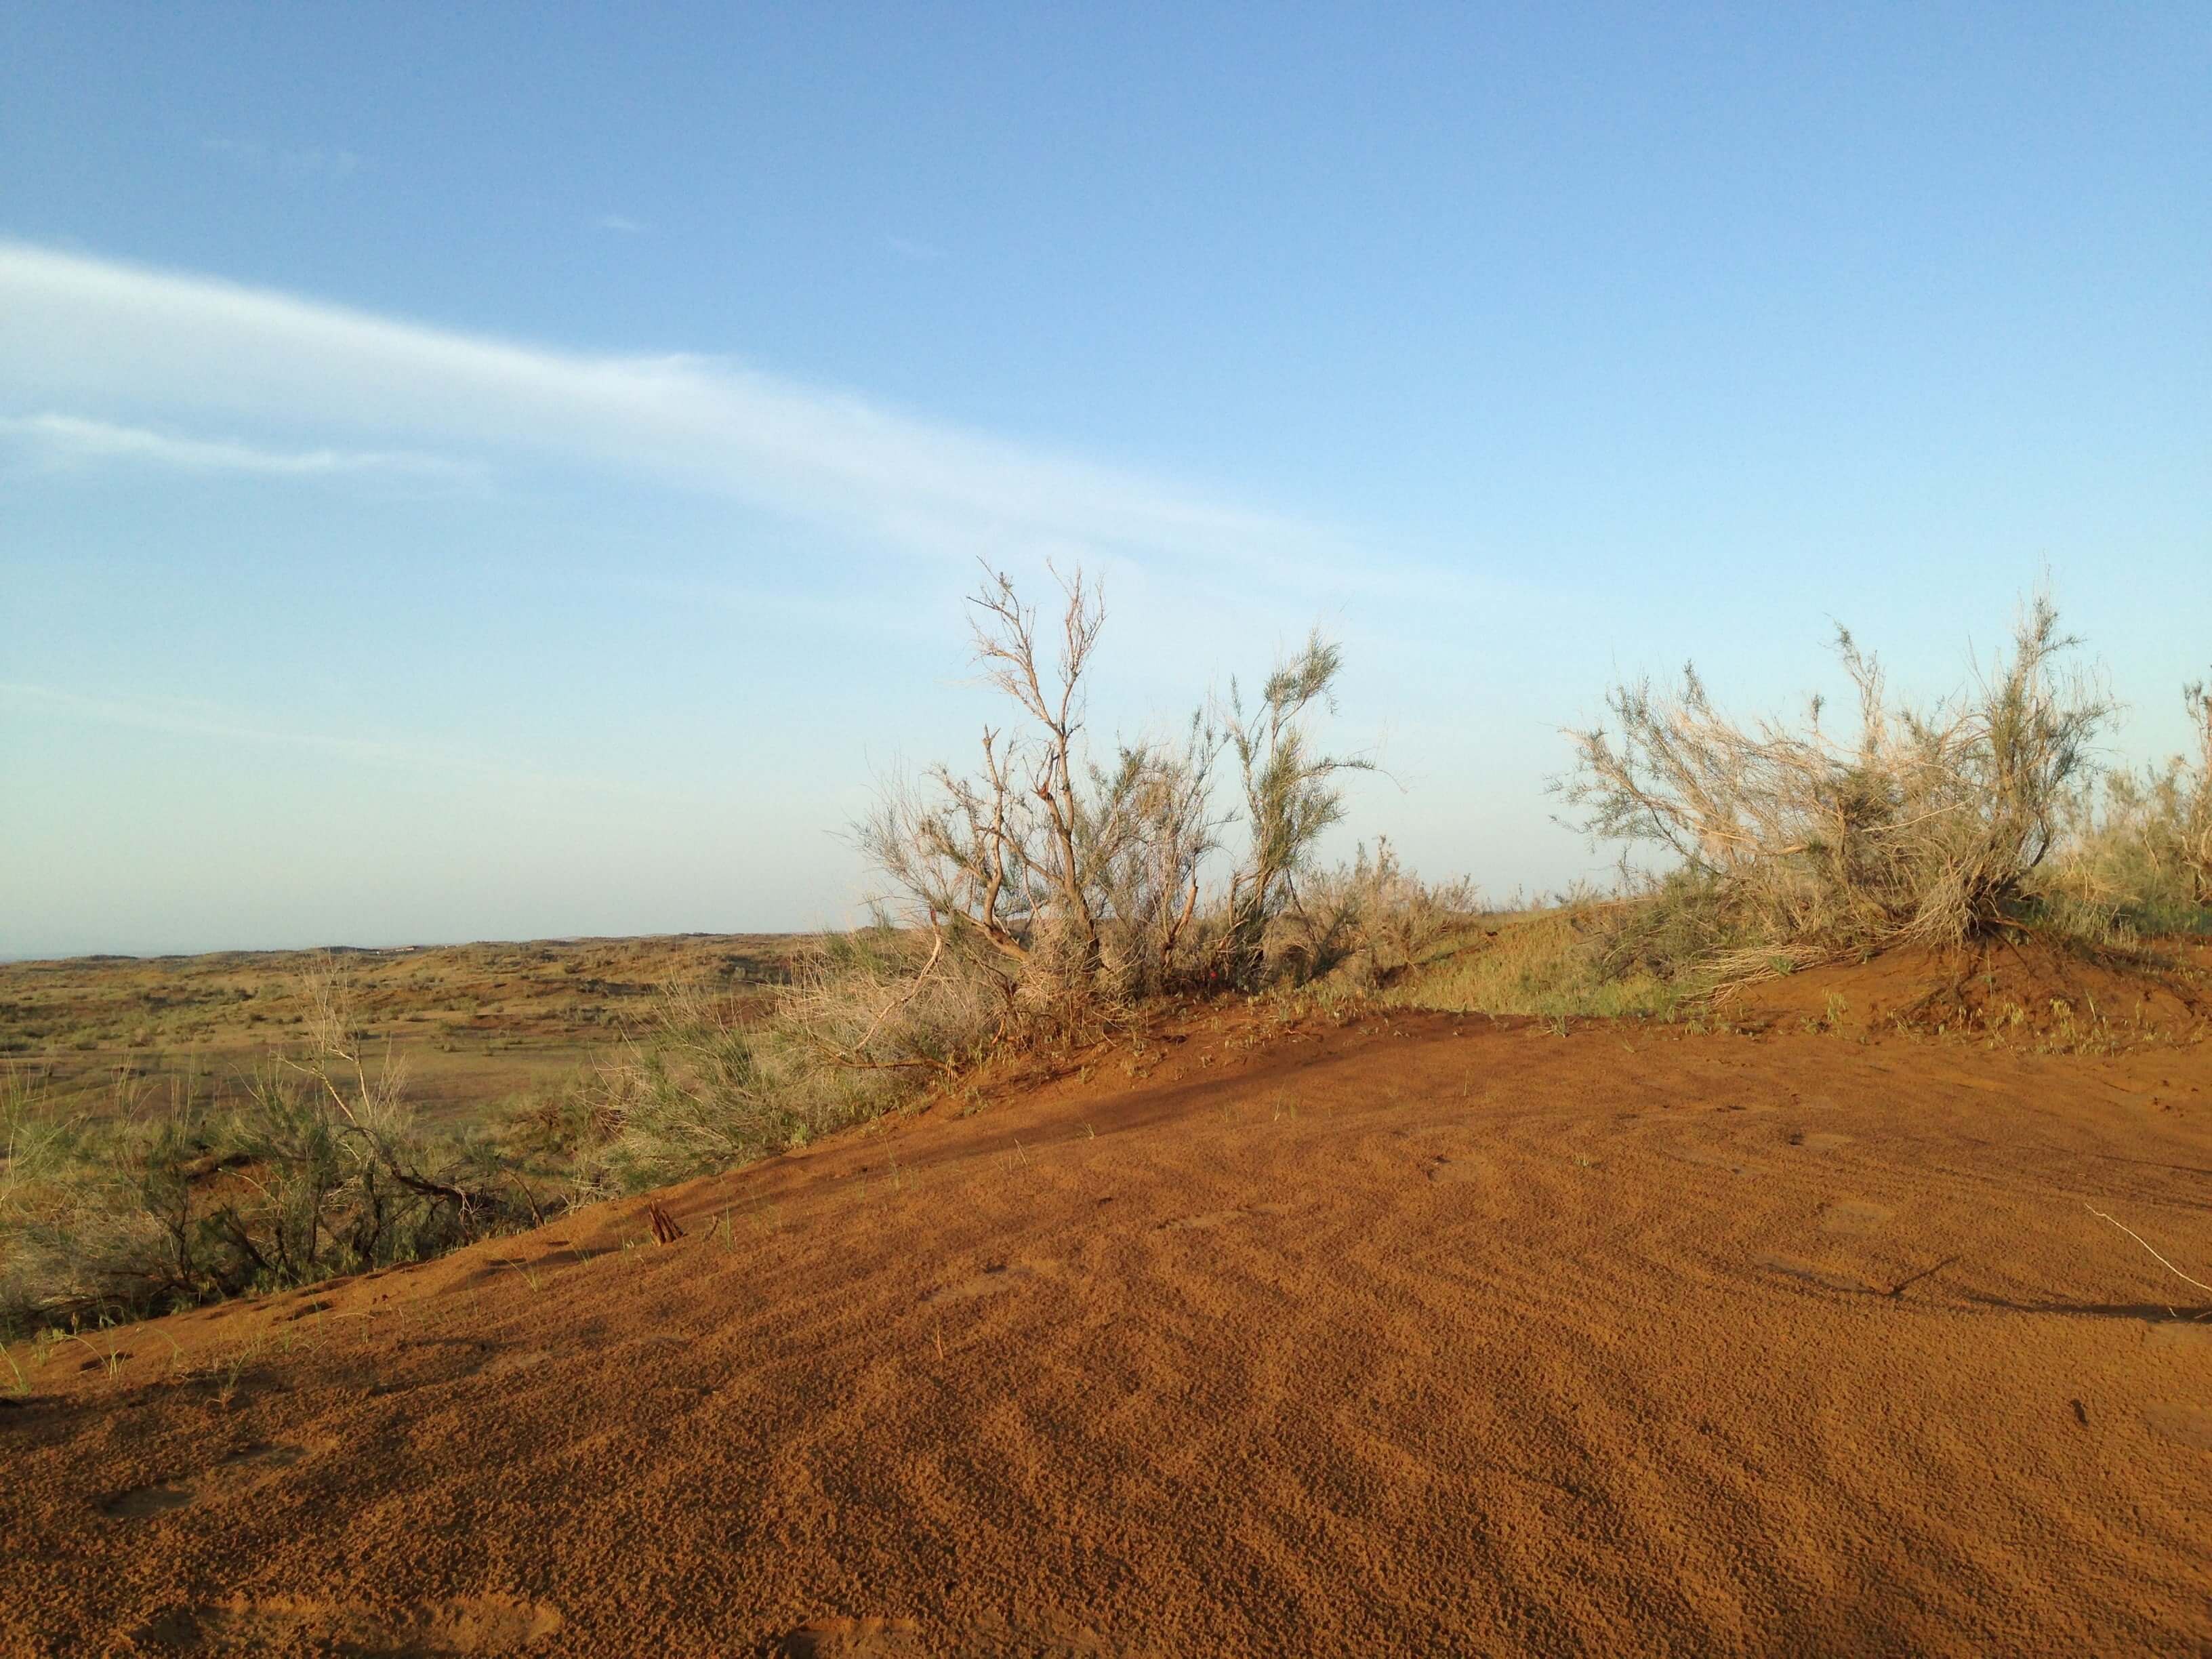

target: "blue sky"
[2,4,2207,958]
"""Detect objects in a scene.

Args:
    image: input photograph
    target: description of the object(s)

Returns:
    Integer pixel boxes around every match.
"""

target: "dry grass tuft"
[1273,838,1478,989]
[1391,905,1682,1020]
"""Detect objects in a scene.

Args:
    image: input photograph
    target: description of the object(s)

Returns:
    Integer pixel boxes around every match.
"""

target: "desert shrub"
[775,921,1001,1076]
[557,945,954,1198]
[1211,634,1376,987]
[861,566,1151,1047]
[2042,674,2212,939]
[1272,838,1479,987]
[548,574,1394,1193]
[1087,716,1229,997]
[858,565,1372,1053]
[1,1076,514,1336]
[1576,863,1835,989]
[0,968,533,1336]
[2188,675,2212,903]
[559,985,803,1197]
[558,578,1385,1189]
[492,1071,621,1176]
[1558,595,2113,988]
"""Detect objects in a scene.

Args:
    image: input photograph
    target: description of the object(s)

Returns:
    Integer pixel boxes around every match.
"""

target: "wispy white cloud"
[886,233,946,263]
[0,413,482,485]
[595,214,647,234]
[203,138,361,180]
[0,240,1374,586]
[0,681,676,800]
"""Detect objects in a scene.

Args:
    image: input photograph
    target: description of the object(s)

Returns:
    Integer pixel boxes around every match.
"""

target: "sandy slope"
[5,1003,2209,1656]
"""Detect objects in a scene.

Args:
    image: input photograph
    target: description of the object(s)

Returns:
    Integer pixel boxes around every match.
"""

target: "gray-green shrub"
[857,565,1372,1050]
[1,969,533,1336]
[1558,595,2115,986]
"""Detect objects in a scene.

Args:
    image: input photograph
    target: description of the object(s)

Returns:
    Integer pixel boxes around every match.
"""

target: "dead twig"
[2087,1204,2212,1297]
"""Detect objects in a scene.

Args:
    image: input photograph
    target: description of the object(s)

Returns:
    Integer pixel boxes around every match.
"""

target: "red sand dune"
[5,996,2210,1656]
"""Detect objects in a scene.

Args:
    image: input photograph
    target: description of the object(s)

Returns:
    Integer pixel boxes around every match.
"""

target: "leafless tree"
[856,565,1110,1017]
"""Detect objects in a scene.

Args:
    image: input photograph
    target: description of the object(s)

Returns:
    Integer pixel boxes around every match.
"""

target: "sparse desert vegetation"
[2045,672,2212,937]
[0,939,806,1332]
[1404,599,2211,1027]
[6,970,2210,1654]
[0,932,802,1122]
[12,9,2209,1648]
[5,583,2209,1343]
[1559,595,2118,981]
[852,566,1382,1038]
[4,581,2210,1655]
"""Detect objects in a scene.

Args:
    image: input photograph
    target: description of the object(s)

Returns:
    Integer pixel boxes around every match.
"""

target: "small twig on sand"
[2087,1204,2212,1297]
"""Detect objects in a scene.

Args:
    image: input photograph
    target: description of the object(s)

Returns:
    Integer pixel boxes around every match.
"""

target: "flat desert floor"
[5,1000,2209,1656]
[0,935,801,1124]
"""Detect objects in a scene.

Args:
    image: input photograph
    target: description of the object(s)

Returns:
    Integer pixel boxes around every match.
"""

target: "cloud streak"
[0,413,480,485]
[0,241,1355,580]
[0,682,679,802]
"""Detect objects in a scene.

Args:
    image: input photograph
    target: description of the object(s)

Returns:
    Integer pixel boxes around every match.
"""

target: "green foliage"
[555,980,873,1197]
[1,978,535,1338]
[1215,632,1374,989]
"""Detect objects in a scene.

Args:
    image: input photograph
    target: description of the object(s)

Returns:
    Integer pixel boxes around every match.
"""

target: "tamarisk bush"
[848,564,1373,1058]
[1558,595,2114,985]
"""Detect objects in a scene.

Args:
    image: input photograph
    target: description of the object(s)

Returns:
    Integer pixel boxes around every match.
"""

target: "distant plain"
[0,935,808,1126]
